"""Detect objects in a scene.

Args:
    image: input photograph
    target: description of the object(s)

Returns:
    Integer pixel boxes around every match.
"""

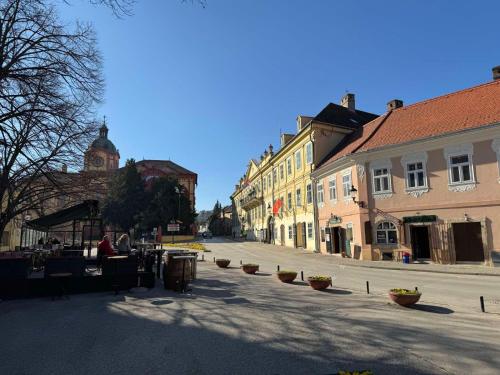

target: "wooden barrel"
[163,253,195,290]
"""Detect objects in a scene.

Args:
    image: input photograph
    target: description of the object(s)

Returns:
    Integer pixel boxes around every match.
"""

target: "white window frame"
[444,143,476,192]
[295,150,302,170]
[287,157,293,176]
[263,176,267,191]
[317,180,324,206]
[328,175,337,202]
[272,168,277,185]
[267,174,271,189]
[287,192,292,209]
[288,225,293,239]
[279,163,284,181]
[370,159,392,199]
[306,183,312,204]
[296,188,302,206]
[307,222,313,238]
[401,152,429,197]
[492,139,500,183]
[375,221,398,245]
[342,170,352,200]
[305,142,313,165]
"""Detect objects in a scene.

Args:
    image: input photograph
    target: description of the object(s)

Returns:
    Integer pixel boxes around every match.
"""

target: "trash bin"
[402,252,411,264]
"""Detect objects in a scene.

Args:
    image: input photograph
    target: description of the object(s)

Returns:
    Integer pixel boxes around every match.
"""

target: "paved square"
[1,240,499,374]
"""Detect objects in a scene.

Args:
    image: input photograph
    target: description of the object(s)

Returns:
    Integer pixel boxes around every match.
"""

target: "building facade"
[231,94,377,251]
[312,69,500,265]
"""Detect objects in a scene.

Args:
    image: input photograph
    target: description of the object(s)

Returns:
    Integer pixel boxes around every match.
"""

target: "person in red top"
[97,235,116,257]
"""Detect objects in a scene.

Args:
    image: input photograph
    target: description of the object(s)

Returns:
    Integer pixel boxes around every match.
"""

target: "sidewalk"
[222,237,500,277]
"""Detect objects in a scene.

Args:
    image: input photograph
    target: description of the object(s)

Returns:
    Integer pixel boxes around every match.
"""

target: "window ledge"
[373,192,393,200]
[448,182,476,192]
[405,187,429,198]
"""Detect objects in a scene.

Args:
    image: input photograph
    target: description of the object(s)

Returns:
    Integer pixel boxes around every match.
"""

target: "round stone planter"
[216,259,230,268]
[276,271,297,283]
[241,264,259,274]
[307,277,332,290]
[389,291,422,306]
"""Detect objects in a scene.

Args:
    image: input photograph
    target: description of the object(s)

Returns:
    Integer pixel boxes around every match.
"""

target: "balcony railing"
[240,191,263,210]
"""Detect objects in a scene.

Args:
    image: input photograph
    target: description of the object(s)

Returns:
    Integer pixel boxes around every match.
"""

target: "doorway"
[280,225,285,246]
[325,227,333,253]
[267,217,274,244]
[452,222,485,262]
[411,226,431,260]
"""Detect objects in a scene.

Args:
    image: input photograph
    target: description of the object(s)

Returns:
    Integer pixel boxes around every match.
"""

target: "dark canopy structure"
[26,200,99,231]
[21,200,101,251]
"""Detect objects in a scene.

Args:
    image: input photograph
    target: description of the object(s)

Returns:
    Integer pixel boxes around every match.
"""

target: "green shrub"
[390,288,420,295]
[307,275,332,281]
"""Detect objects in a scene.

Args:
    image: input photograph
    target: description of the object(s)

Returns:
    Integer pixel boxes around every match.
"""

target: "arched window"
[376,221,398,244]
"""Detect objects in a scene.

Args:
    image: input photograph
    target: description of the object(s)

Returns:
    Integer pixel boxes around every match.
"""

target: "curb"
[338,263,500,277]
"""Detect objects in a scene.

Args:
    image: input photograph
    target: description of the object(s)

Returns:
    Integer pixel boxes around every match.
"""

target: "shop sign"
[402,215,437,224]
[328,215,342,225]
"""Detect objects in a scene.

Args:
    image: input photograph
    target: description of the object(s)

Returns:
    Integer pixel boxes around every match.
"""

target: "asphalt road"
[1,239,499,375]
[202,237,500,314]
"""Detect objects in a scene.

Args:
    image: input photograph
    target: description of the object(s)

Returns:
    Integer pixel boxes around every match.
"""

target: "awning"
[26,200,100,231]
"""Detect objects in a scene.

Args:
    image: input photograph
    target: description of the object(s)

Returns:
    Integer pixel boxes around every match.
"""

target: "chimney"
[280,133,294,147]
[387,99,404,111]
[492,66,500,80]
[61,163,68,173]
[340,93,355,111]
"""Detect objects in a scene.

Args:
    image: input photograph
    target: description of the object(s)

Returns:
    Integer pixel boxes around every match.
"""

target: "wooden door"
[452,222,484,262]
[296,223,304,248]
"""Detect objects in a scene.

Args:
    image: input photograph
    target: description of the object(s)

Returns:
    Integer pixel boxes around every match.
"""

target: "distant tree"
[208,200,223,235]
[141,177,196,234]
[101,159,145,234]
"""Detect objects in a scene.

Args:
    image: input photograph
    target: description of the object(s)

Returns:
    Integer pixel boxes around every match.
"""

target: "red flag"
[272,198,282,216]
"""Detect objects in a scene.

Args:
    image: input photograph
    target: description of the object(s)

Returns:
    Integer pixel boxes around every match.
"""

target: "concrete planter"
[389,290,422,306]
[216,259,230,268]
[241,264,259,274]
[276,271,297,283]
[307,277,332,290]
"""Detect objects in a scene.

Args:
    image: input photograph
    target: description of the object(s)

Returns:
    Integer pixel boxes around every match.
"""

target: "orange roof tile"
[318,80,500,168]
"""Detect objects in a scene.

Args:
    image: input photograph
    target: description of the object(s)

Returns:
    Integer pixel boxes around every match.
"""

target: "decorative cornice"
[373,192,393,200]
[448,183,476,192]
[370,158,392,170]
[401,151,428,166]
[444,143,473,158]
[405,188,429,198]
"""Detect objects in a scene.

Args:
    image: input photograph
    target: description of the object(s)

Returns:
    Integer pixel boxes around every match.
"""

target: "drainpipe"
[310,131,320,253]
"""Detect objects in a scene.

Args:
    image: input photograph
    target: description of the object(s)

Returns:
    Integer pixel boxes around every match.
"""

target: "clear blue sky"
[60,0,500,211]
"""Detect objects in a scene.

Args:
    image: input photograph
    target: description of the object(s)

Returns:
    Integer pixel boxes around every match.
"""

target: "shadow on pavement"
[320,289,353,295]
[408,304,454,315]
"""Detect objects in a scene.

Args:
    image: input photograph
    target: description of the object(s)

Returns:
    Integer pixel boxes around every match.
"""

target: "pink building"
[312,67,500,265]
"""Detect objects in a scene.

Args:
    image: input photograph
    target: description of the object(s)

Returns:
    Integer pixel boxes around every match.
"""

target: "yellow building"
[231,94,378,250]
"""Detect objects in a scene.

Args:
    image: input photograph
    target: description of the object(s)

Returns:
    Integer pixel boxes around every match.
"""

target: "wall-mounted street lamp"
[350,185,366,208]
[267,203,272,214]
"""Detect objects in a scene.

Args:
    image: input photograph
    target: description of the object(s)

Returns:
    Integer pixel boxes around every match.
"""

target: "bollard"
[480,296,485,313]
[213,257,215,263]
[301,271,304,281]
[366,281,370,294]
[277,265,280,272]
[415,286,418,292]
[240,259,242,265]
[202,254,204,262]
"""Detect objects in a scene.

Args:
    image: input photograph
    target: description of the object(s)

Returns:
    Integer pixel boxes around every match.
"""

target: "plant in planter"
[307,275,332,290]
[241,263,259,274]
[388,288,422,306]
[276,270,297,283]
[215,259,231,268]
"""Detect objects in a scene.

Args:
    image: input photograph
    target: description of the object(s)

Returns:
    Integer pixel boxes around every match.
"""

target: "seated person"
[117,234,133,255]
[97,236,116,257]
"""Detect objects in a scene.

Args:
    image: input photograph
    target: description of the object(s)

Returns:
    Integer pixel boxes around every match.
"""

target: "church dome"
[89,123,118,154]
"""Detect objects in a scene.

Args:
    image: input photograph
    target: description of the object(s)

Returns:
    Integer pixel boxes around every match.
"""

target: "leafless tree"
[0,0,104,243]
